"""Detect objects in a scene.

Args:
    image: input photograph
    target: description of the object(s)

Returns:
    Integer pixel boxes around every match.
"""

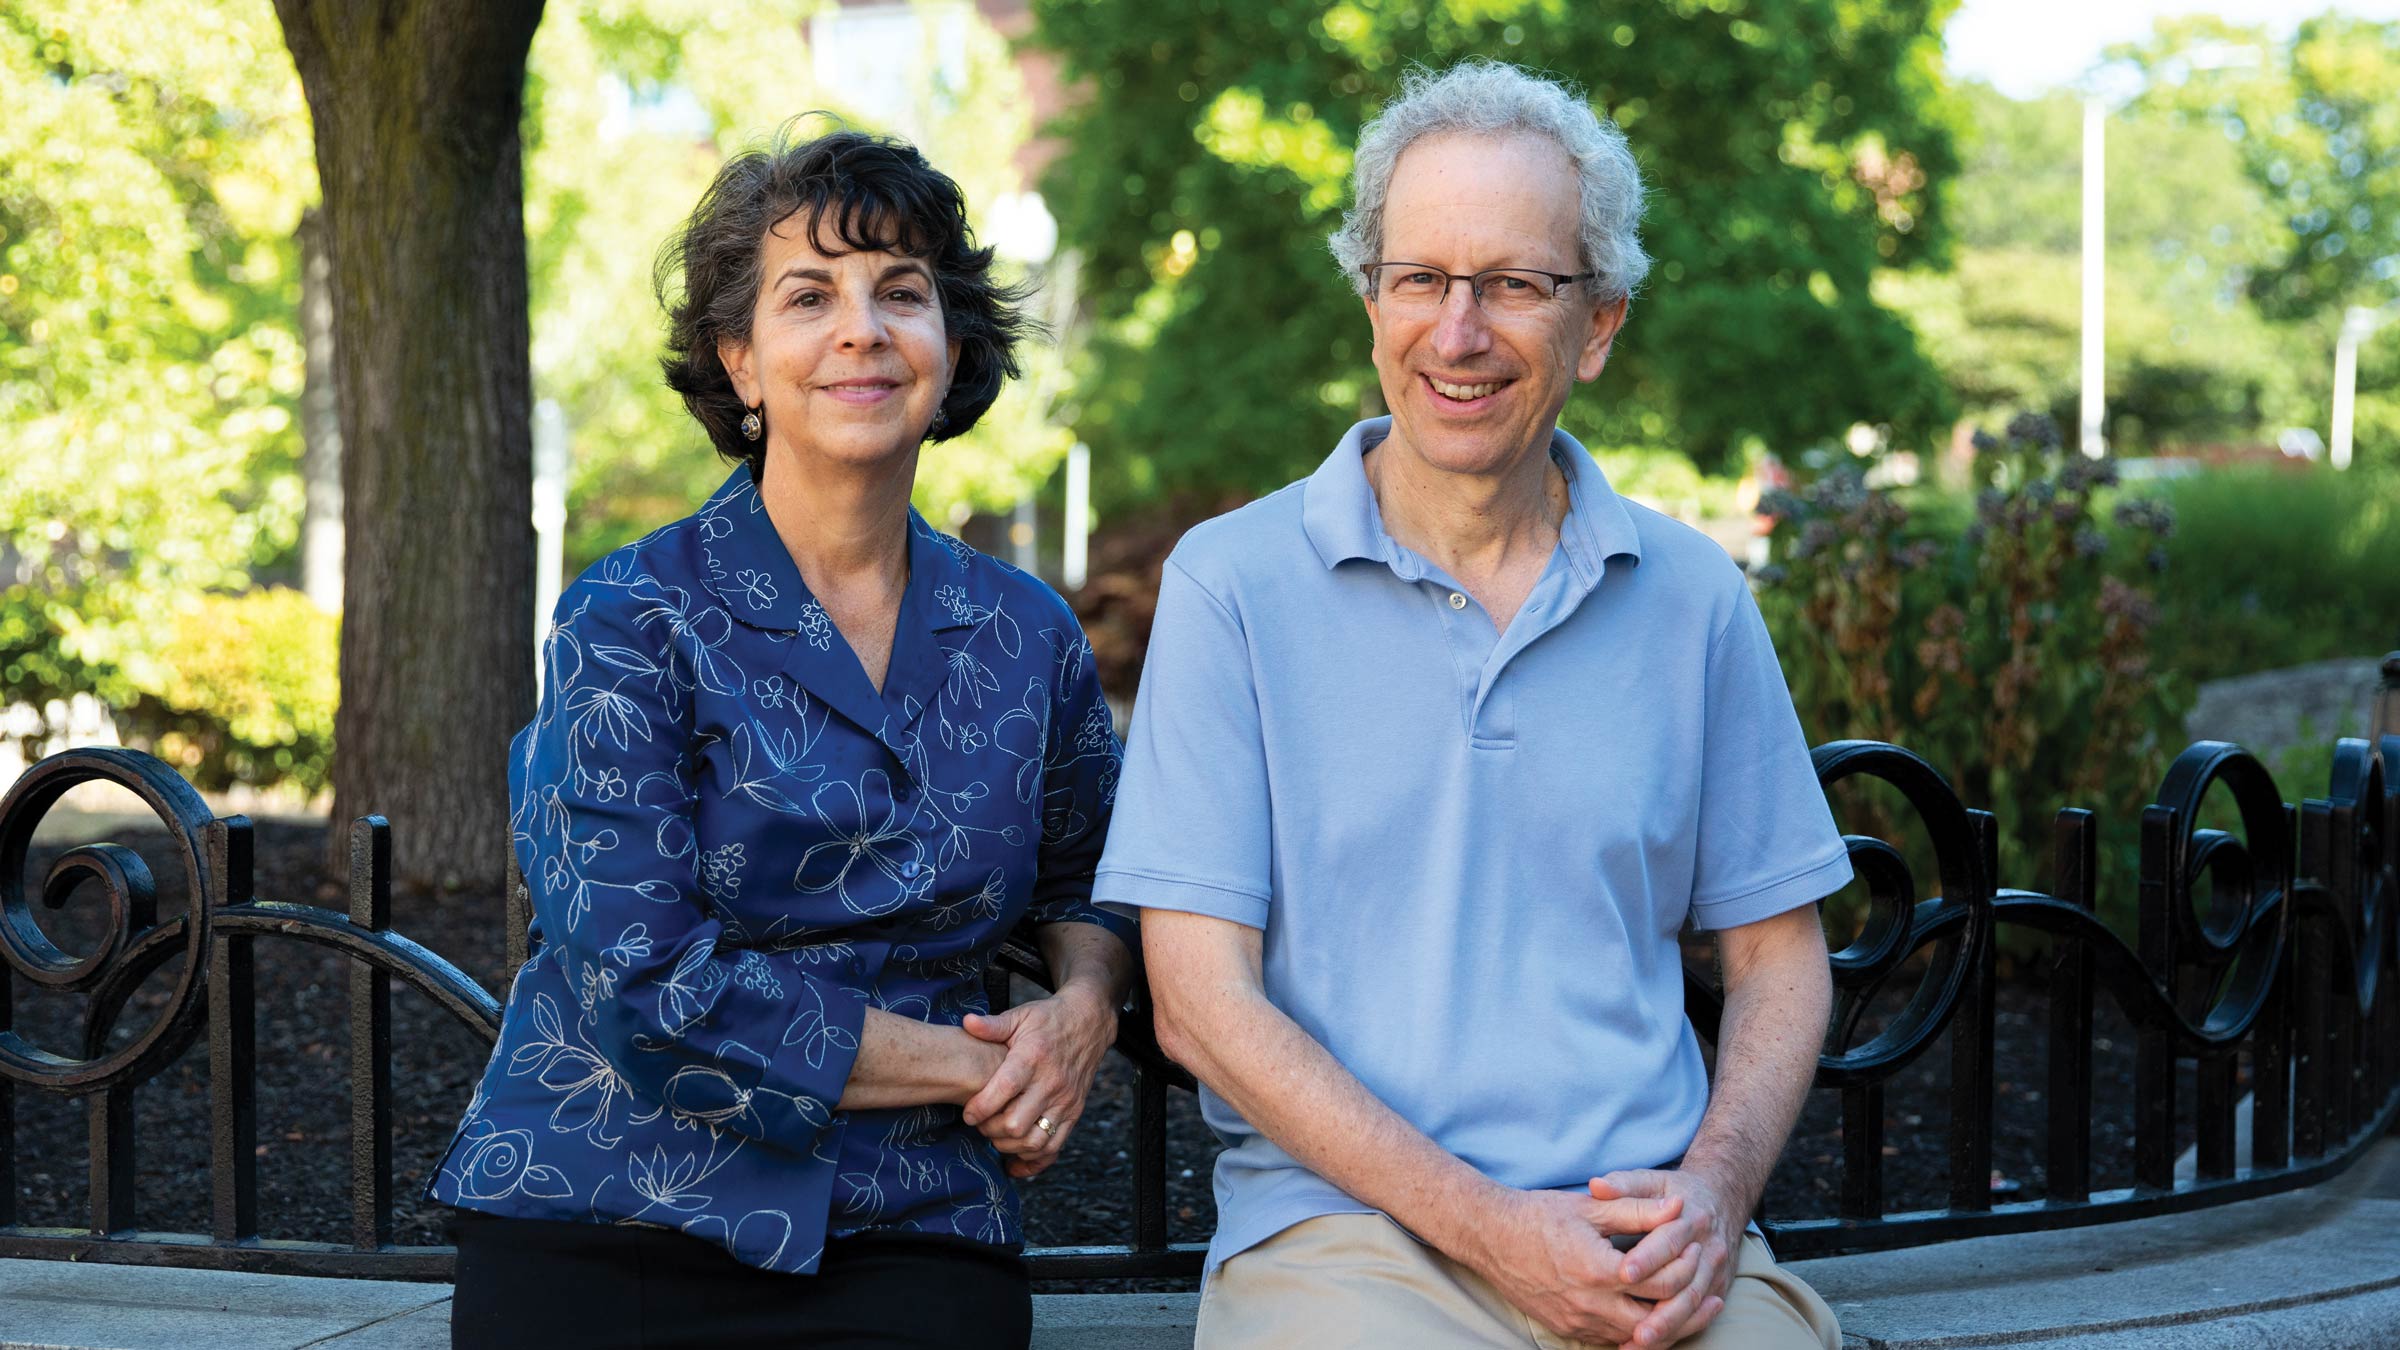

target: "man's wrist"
[1671,1152,1758,1225]
[1051,976,1122,1033]
[1411,1169,1511,1266]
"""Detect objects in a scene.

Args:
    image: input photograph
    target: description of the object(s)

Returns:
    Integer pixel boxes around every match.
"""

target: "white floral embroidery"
[797,601,833,652]
[730,567,779,609]
[700,843,746,901]
[936,582,987,625]
[732,949,784,999]
[793,772,929,915]
[452,1123,573,1201]
[752,674,795,711]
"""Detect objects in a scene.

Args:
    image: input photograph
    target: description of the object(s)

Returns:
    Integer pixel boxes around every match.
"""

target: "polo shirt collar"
[1301,417,1644,588]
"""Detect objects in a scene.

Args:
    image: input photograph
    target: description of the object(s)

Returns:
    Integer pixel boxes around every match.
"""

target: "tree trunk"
[274,0,547,894]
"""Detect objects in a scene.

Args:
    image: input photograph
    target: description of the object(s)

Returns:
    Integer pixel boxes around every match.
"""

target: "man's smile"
[1422,372,1513,407]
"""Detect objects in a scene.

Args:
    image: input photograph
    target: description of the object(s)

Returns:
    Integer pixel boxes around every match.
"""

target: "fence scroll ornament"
[1,720,2397,1279]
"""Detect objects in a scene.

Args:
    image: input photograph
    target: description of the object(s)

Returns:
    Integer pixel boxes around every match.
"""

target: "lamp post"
[1062,441,1090,592]
[2080,95,2107,460]
[2332,304,2393,472]
[531,398,569,688]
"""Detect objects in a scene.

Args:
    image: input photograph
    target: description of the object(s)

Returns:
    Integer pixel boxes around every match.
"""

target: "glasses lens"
[1477,270,1555,316]
[1377,266,1446,308]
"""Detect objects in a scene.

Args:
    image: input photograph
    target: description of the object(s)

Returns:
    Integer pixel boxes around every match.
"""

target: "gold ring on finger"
[1035,1116,1056,1136]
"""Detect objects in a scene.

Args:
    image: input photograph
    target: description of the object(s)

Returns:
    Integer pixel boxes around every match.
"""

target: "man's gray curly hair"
[1329,59,1650,305]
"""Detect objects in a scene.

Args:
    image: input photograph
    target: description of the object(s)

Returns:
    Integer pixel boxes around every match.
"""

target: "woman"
[430,126,1136,1349]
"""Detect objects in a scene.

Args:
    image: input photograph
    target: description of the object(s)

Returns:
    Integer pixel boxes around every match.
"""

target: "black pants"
[448,1211,1032,1349]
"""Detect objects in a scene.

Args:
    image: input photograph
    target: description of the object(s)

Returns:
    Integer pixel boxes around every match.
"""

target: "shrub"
[113,589,338,796]
[1758,415,2180,939]
[2131,463,2400,686]
[0,583,120,719]
[1587,446,1749,524]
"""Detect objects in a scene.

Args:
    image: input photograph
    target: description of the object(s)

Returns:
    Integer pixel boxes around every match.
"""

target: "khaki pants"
[1195,1213,1839,1349]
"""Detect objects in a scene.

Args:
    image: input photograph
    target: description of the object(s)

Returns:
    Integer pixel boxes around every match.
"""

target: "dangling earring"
[928,408,950,435]
[740,406,762,441]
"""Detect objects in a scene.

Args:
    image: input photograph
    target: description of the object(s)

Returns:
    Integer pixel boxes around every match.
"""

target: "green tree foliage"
[2109,14,2400,459]
[1033,0,1962,503]
[1878,80,2309,449]
[2118,14,2400,320]
[0,0,311,709]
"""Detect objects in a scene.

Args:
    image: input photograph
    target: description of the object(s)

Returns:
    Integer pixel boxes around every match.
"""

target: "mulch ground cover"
[11,817,2181,1293]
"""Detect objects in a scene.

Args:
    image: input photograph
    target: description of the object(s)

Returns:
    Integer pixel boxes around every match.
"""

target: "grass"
[2131,463,2400,686]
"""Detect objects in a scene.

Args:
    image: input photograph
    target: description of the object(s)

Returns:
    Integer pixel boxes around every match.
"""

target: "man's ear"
[717,334,757,407]
[1577,296,1629,383]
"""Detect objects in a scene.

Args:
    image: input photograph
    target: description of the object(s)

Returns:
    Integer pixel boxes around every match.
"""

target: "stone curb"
[4,1140,2394,1349]
[1796,1136,2400,1348]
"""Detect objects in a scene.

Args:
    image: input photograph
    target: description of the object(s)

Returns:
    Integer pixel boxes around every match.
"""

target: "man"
[1092,60,1851,1349]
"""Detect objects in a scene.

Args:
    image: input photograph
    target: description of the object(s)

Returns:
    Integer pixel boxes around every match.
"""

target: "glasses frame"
[1361,261,1598,314]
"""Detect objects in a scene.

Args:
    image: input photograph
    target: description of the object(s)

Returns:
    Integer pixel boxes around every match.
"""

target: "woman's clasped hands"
[958,980,1120,1179]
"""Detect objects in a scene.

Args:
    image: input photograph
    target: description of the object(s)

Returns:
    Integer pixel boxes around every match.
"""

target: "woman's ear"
[717,334,757,407]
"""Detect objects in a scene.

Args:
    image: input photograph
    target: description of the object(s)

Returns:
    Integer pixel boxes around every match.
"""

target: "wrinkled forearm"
[1145,913,1502,1261]
[1037,920,1136,1016]
[835,1007,1004,1111]
[1681,907,1831,1214]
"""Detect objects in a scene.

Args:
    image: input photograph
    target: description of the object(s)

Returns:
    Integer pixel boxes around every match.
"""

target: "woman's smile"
[820,376,904,406]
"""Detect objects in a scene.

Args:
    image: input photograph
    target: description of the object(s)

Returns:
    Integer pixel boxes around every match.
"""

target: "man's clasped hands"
[1465,1167,1744,1348]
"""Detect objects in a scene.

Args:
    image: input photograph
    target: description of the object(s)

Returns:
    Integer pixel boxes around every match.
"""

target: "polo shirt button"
[1448,591,1467,610]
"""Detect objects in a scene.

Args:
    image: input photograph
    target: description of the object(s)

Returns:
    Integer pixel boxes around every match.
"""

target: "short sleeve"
[1686,585,1853,931]
[1091,556,1274,929]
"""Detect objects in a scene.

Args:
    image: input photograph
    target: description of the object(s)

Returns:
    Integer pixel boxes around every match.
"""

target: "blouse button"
[900,860,922,880]
[1448,591,1468,610]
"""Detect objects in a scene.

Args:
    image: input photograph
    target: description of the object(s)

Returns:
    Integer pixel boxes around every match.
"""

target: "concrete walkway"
[1794,1135,2400,1348]
[4,1139,2396,1348]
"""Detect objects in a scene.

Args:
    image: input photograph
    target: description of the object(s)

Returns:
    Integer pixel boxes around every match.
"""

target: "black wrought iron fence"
[1750,731,2400,1258]
[2,720,2396,1281]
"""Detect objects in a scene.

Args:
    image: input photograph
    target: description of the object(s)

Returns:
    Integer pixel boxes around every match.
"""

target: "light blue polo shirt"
[1092,417,1852,1272]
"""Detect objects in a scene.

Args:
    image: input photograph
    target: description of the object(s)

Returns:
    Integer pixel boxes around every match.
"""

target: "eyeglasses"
[1362,262,1596,319]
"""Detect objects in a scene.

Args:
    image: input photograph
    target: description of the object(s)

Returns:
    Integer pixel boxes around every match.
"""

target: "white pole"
[531,399,570,687]
[1062,441,1090,591]
[2080,96,2107,459]
[2332,306,2383,471]
[2332,327,2360,472]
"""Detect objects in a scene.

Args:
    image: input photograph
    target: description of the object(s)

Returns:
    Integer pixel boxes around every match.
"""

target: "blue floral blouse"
[429,466,1134,1275]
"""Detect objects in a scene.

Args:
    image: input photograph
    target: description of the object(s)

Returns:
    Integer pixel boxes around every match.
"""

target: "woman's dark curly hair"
[656,120,1032,474]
